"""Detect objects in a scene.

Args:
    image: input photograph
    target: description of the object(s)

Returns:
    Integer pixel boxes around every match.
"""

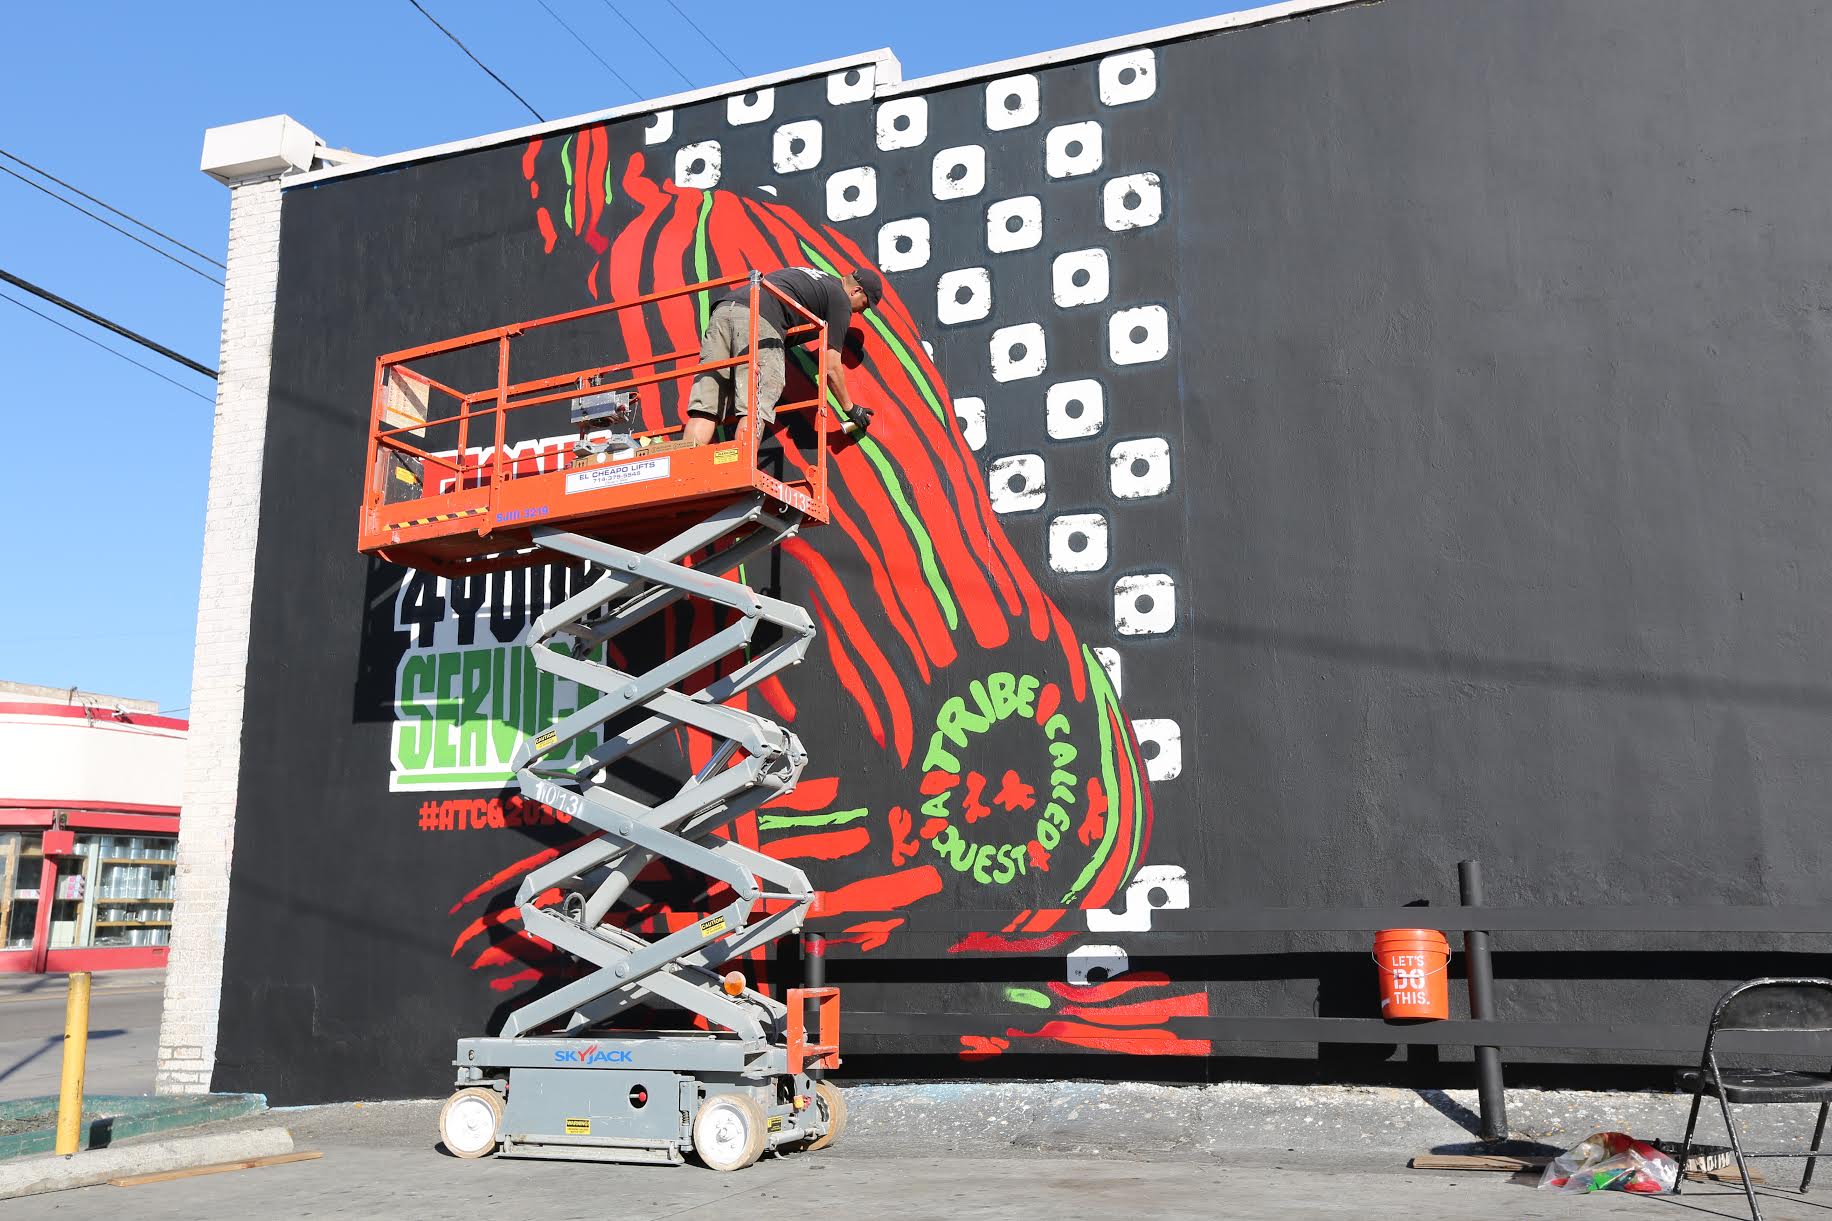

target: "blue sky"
[0,0,1252,715]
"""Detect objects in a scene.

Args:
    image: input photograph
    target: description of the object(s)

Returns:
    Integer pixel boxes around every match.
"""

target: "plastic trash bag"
[1537,1131,1679,1194]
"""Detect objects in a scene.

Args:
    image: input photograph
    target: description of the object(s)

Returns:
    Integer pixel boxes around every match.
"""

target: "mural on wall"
[390,54,1203,1060]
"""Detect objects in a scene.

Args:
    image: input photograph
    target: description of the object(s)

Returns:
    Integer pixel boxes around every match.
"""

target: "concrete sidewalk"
[15,1083,1831,1219]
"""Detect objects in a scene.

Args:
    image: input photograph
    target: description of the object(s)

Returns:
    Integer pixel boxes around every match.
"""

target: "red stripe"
[0,703,188,731]
[1061,992,1208,1025]
[763,775,838,811]
[0,798,181,815]
[787,537,914,762]
[787,217,1027,620]
[812,865,943,917]
[1084,703,1140,910]
[448,831,600,916]
[761,827,869,861]
[1008,1019,1211,1057]
[946,930,1077,953]
[807,593,885,750]
[769,426,932,682]
[1047,973,1174,1003]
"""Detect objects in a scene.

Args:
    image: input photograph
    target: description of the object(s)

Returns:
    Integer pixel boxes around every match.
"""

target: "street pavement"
[1,973,1827,1217]
[10,1098,1817,1220]
[0,970,163,1103]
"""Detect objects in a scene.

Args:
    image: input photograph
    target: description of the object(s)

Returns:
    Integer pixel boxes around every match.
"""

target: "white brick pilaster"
[156,171,284,1095]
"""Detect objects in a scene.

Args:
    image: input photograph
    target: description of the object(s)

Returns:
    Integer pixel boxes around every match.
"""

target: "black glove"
[843,404,875,435]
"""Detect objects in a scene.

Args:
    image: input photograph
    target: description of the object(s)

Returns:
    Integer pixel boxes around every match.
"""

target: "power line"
[661,0,745,77]
[0,267,218,379]
[0,289,213,404]
[406,0,546,123]
[532,0,641,99]
[0,147,226,271]
[597,0,695,88]
[0,164,223,287]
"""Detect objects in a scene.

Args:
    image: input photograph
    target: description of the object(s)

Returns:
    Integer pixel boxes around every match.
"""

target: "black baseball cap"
[851,267,884,310]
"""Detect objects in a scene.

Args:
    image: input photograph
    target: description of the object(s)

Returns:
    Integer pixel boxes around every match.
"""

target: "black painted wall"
[219,0,1832,1102]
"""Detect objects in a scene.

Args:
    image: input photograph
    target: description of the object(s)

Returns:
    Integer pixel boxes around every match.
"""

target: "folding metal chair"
[1674,977,1832,1220]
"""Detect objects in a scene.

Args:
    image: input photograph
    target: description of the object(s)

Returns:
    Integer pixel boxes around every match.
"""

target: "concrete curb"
[0,1093,267,1161]
[0,1126,294,1200]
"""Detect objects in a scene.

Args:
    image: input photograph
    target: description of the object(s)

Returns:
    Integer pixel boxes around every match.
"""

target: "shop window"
[1,831,40,950]
[46,834,177,950]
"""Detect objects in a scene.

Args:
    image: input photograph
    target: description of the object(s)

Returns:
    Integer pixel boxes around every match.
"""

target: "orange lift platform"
[358,272,834,575]
[362,274,845,1170]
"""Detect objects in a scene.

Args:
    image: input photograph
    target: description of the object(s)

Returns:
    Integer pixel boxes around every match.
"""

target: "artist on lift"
[681,266,883,447]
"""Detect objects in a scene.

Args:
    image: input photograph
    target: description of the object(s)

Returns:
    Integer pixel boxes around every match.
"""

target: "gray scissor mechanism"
[436,493,846,1169]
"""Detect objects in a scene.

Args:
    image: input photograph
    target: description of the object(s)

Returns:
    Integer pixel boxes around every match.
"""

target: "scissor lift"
[358,274,846,1169]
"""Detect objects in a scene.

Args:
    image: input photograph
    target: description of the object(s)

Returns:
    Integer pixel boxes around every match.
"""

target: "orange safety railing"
[357,272,835,572]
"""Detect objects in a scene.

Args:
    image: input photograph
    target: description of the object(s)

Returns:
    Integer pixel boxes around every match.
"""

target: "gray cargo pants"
[686,301,786,426]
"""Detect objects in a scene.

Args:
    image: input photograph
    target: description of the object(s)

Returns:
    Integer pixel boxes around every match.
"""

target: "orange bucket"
[1373,928,1451,1020]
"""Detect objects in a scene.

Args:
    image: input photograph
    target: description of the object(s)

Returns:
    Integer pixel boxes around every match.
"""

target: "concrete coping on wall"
[278,0,1367,191]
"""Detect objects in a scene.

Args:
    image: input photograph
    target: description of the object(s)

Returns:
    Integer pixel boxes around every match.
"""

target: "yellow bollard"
[54,971,91,1156]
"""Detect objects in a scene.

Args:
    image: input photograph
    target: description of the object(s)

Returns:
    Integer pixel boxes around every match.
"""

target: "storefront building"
[0,682,186,972]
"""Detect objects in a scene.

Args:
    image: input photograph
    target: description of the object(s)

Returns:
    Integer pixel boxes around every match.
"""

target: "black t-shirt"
[715,267,850,349]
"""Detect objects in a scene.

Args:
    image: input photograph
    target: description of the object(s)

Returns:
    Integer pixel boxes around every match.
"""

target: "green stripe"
[1003,986,1051,1009]
[756,808,869,831]
[693,190,714,331]
[793,242,958,628]
[1063,646,1123,904]
[861,309,945,425]
[393,772,512,788]
[792,347,959,632]
[560,135,575,229]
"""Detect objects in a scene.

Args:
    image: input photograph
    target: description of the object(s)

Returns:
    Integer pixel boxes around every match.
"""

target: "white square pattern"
[1046,379,1104,439]
[1109,305,1170,365]
[828,65,875,104]
[1109,436,1172,499]
[826,166,877,221]
[674,142,721,189]
[1104,172,1164,231]
[1099,50,1158,106]
[933,145,987,199]
[1114,572,1176,635]
[936,267,992,325]
[876,98,927,150]
[644,110,673,145]
[986,196,1042,254]
[986,74,1040,131]
[987,453,1047,513]
[728,88,774,125]
[989,322,1047,382]
[1069,945,1128,986]
[773,120,822,173]
[1046,122,1103,178]
[1130,718,1182,781]
[1052,248,1110,307]
[1092,646,1122,696]
[1049,512,1109,573]
[954,396,987,451]
[877,217,931,272]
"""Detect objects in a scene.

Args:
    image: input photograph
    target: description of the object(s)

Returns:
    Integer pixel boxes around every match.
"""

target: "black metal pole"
[804,929,826,1082]
[1458,859,1508,1141]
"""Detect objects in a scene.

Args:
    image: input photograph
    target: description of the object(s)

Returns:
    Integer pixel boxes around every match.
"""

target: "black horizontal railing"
[795,862,1832,1140]
[808,905,1832,938]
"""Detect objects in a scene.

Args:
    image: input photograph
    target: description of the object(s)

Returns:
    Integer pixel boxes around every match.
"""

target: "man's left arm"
[821,289,858,414]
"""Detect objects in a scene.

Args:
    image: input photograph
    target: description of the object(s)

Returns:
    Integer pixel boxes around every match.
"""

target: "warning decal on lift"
[699,914,729,938]
[565,1118,591,1135]
[712,446,740,465]
[767,1116,784,1133]
[532,728,558,752]
[565,456,671,495]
